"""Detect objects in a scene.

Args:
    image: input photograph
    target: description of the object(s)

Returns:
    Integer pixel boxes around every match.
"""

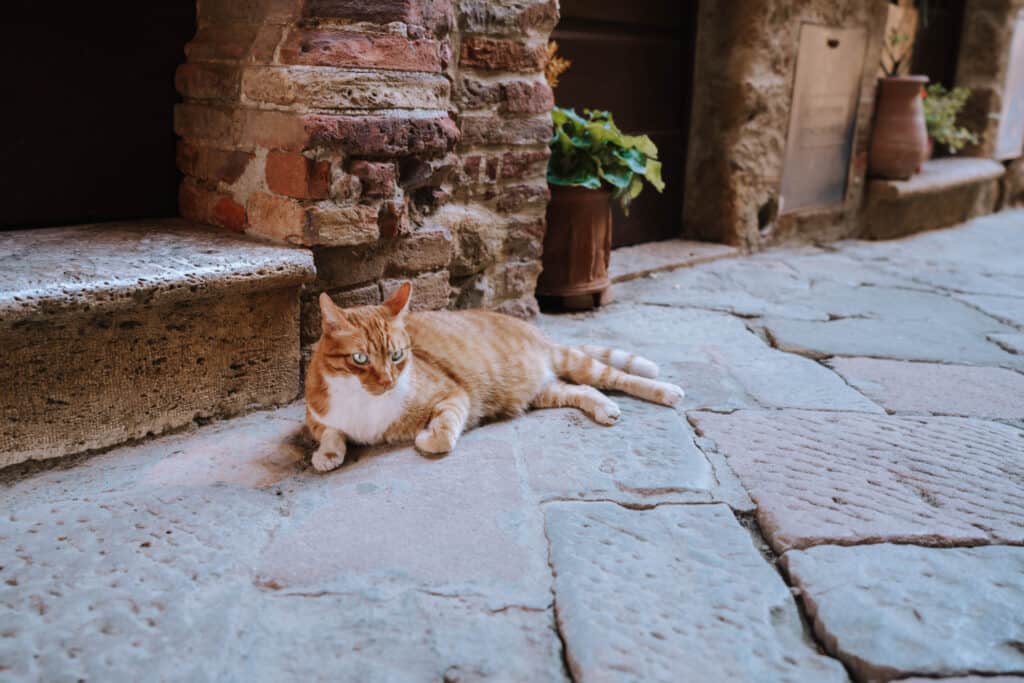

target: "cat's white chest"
[312,370,411,444]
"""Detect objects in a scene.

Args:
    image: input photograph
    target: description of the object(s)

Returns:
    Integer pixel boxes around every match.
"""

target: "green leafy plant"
[547,107,664,214]
[922,84,978,154]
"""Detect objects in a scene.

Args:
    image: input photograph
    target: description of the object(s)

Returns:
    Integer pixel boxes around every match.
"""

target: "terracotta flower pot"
[869,75,930,180]
[537,185,612,301]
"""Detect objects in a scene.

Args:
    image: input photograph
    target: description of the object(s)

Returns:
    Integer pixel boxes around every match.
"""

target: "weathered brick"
[265,151,330,199]
[385,227,454,274]
[378,199,411,238]
[460,37,546,72]
[306,115,460,156]
[497,183,549,213]
[279,29,442,72]
[459,114,551,146]
[246,191,307,242]
[175,63,241,101]
[501,80,553,113]
[179,181,247,232]
[241,66,449,110]
[500,149,549,179]
[302,0,451,34]
[456,78,503,110]
[305,204,380,246]
[174,103,234,144]
[349,160,398,197]
[198,0,300,25]
[236,109,310,151]
[186,24,262,62]
[504,217,545,260]
[381,270,451,311]
[459,0,558,35]
[176,142,253,185]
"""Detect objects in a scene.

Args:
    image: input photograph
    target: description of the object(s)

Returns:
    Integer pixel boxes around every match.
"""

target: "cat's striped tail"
[553,346,684,407]
[579,344,659,379]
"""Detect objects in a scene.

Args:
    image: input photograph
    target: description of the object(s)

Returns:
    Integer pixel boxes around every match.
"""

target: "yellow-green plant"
[547,107,664,214]
[922,84,978,153]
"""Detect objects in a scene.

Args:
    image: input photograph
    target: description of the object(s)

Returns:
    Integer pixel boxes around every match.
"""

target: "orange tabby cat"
[305,282,685,472]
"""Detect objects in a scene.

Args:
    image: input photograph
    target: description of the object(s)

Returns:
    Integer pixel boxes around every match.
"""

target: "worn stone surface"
[608,239,738,283]
[539,304,880,413]
[958,293,1024,327]
[692,410,1024,552]
[0,221,314,468]
[784,544,1024,681]
[545,502,847,682]
[829,357,1024,420]
[990,332,1024,355]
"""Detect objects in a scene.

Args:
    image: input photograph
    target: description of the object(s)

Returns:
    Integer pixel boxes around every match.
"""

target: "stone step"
[0,219,315,469]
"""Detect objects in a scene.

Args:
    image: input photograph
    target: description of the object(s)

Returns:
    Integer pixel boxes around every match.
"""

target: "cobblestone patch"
[828,357,1024,419]
[544,502,847,682]
[783,544,1024,681]
[691,410,1024,552]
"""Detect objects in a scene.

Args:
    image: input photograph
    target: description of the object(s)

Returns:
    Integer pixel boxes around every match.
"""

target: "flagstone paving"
[2,211,1024,682]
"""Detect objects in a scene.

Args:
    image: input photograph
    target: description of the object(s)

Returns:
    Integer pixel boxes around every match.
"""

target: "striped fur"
[306,282,685,472]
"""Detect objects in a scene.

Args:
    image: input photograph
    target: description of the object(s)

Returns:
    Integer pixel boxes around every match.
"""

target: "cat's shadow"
[290,425,450,476]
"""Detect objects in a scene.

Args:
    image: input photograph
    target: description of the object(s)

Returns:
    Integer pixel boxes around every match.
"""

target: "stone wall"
[684,1,888,250]
[174,0,557,348]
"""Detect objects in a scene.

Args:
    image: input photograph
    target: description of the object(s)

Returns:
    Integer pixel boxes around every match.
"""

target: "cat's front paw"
[311,447,345,472]
[415,427,457,454]
[655,382,686,407]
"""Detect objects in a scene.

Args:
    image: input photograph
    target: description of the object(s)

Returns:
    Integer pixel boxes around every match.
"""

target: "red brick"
[349,160,397,197]
[460,37,546,72]
[213,197,248,231]
[378,200,411,238]
[500,149,550,179]
[175,63,241,101]
[266,151,330,199]
[461,155,483,182]
[237,109,310,151]
[501,81,553,113]
[306,115,459,156]
[279,29,442,72]
[179,181,247,231]
[176,142,253,184]
[459,114,552,147]
[246,192,307,243]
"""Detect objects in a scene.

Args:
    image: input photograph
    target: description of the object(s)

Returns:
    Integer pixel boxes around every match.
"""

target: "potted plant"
[869,27,930,179]
[537,106,664,308]
[922,84,978,157]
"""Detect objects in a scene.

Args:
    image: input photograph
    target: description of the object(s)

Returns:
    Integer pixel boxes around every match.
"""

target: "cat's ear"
[382,282,412,318]
[319,292,354,336]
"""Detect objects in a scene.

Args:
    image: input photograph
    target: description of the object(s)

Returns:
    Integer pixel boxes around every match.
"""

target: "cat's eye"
[351,352,369,365]
[391,349,405,362]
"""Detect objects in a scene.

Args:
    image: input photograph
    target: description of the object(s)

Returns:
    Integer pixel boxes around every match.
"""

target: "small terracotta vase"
[537,185,612,301]
[869,75,930,180]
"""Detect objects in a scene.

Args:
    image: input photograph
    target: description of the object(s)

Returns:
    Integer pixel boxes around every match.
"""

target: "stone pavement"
[2,211,1024,682]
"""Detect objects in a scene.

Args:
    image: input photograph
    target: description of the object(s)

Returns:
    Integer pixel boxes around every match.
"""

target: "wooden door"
[550,0,697,248]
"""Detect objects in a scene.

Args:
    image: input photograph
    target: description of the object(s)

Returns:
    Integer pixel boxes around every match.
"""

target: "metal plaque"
[780,25,867,214]
[995,9,1024,160]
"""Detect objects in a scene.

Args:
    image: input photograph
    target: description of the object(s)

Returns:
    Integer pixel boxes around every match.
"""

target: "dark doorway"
[550,0,698,248]
[910,0,966,89]
[1,2,195,230]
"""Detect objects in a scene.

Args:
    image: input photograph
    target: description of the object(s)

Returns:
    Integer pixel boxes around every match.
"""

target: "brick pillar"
[174,0,556,329]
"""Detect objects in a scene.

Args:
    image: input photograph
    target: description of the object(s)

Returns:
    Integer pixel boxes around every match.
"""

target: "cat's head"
[317,283,413,396]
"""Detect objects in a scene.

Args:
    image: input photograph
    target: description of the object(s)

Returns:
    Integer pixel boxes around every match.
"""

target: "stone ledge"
[0,219,316,326]
[863,158,1004,240]
[867,157,1004,201]
[609,239,738,284]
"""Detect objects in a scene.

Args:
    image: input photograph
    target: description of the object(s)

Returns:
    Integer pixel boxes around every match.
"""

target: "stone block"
[279,29,443,72]
[246,191,306,243]
[306,114,460,156]
[459,114,552,146]
[241,66,450,111]
[459,36,546,72]
[304,203,380,246]
[381,270,451,311]
[0,220,314,468]
[545,502,847,682]
[784,544,1024,681]
[690,410,1024,552]
[828,357,1024,420]
[458,0,559,35]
